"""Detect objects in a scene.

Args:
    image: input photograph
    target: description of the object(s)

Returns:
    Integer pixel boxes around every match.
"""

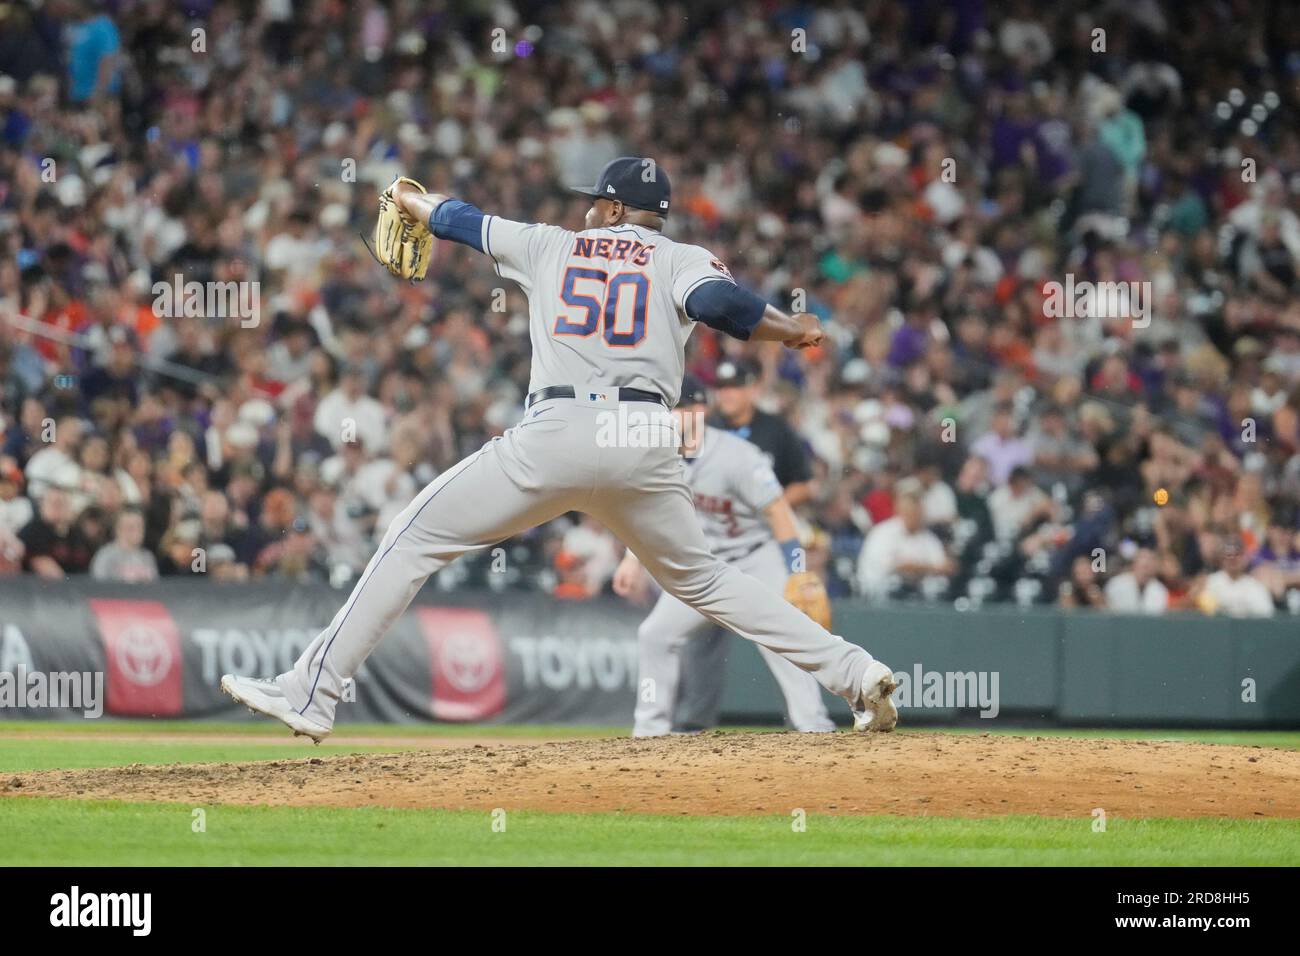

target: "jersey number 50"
[555,267,648,347]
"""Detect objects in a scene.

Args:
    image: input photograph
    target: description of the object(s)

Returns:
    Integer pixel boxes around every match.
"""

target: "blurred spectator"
[1196,538,1276,618]
[23,416,82,503]
[19,488,93,577]
[1058,554,1107,609]
[953,455,995,545]
[254,515,324,582]
[988,466,1055,544]
[971,405,1034,486]
[916,457,958,528]
[1252,516,1300,600]
[157,520,203,577]
[65,0,122,104]
[554,515,621,599]
[1029,405,1098,495]
[315,365,387,453]
[206,543,248,582]
[857,491,953,598]
[1103,547,1169,615]
[0,456,28,575]
[90,507,158,582]
[0,456,33,535]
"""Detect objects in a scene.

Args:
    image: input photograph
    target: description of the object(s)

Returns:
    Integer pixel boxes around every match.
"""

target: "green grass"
[0,719,624,738]
[0,800,1295,866]
[0,740,426,772]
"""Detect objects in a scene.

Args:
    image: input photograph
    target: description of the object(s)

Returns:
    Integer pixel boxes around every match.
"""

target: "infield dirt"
[6,731,1300,818]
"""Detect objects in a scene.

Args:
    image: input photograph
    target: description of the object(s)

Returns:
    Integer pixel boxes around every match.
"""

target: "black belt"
[526,385,666,408]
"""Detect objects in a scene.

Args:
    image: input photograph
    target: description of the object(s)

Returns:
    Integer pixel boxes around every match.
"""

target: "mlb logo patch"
[579,385,618,408]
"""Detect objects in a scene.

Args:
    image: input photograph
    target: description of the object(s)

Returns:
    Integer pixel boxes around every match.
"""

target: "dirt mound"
[6,732,1299,818]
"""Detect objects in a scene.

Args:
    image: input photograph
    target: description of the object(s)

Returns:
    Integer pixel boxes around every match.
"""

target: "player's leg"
[754,642,837,732]
[587,452,888,716]
[228,416,583,732]
[670,630,728,732]
[738,545,836,732]
[633,591,715,737]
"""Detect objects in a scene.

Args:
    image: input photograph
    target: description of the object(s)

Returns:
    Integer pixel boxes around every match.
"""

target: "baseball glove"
[784,571,832,630]
[372,176,434,281]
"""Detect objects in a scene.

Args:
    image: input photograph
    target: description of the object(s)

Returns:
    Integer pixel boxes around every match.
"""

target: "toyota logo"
[114,624,174,687]
[439,630,496,694]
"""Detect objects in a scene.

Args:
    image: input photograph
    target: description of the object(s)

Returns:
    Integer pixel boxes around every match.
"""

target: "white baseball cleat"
[850,661,899,732]
[220,674,331,744]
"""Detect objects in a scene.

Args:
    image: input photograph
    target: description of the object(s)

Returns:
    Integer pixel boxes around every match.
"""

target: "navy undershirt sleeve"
[683,279,766,340]
[428,199,486,253]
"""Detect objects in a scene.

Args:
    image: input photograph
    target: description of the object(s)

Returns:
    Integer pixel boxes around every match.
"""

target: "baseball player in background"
[675,357,816,731]
[221,157,899,740]
[613,374,835,736]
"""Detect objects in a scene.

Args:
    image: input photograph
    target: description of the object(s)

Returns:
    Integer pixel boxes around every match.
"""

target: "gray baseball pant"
[673,630,729,730]
[635,540,836,736]
[277,397,876,729]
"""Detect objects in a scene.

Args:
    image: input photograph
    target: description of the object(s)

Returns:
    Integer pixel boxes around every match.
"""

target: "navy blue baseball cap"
[714,358,760,388]
[571,156,671,214]
[679,374,709,406]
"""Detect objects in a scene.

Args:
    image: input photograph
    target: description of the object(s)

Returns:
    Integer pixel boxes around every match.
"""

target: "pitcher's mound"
[6,732,1299,818]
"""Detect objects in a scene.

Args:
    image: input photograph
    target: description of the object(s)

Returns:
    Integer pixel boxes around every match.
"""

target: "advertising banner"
[0,580,644,725]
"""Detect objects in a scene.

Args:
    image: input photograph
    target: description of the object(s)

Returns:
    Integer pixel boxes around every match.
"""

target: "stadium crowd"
[2,0,1300,617]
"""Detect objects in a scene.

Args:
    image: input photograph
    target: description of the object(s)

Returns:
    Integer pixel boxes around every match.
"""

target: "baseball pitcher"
[614,375,836,736]
[221,157,898,739]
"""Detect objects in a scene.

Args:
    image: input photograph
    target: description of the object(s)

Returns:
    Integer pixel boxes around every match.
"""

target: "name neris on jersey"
[570,236,655,266]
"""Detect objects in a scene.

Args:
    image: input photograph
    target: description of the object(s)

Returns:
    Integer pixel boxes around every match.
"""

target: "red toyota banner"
[415,606,506,721]
[89,598,184,716]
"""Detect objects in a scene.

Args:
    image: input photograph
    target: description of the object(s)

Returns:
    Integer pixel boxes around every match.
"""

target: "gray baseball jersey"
[686,426,784,561]
[482,217,733,406]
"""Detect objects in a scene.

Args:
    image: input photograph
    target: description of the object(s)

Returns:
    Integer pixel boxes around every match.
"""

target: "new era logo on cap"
[572,157,672,214]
